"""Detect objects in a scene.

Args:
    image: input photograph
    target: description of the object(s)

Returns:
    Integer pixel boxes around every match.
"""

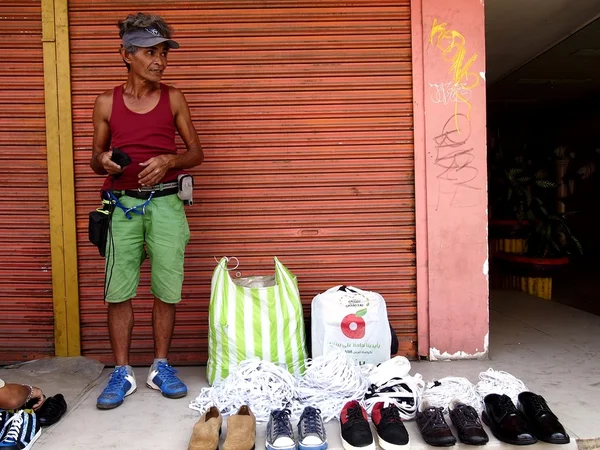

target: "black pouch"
[89,199,114,257]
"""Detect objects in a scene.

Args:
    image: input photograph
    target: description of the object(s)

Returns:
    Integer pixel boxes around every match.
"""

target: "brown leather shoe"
[223,405,256,450]
[188,406,222,450]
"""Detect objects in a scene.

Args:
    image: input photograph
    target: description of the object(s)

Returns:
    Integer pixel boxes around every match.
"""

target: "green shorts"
[105,194,190,304]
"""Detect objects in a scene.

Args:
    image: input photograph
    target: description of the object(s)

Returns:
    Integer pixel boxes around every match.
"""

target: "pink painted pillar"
[412,0,489,359]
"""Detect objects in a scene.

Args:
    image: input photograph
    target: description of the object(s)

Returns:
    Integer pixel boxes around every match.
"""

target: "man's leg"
[152,298,175,359]
[97,196,145,410]
[145,194,190,398]
[108,300,134,365]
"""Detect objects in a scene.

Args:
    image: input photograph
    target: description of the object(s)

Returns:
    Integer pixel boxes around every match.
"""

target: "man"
[0,379,45,411]
[90,13,203,410]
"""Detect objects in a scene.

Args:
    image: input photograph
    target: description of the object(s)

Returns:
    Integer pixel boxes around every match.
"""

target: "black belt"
[110,182,178,200]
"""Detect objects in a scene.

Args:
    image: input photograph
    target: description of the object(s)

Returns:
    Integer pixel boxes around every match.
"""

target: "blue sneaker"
[96,366,137,410]
[146,362,187,398]
[266,409,295,450]
[298,406,327,450]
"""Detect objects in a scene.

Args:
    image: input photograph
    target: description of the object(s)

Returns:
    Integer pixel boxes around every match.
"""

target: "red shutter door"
[70,1,417,364]
[0,1,55,363]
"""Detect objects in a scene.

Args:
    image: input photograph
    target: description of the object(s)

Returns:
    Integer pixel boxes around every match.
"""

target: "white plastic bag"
[311,285,391,365]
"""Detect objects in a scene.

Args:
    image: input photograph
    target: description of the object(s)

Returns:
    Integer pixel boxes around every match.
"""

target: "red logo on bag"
[341,308,367,339]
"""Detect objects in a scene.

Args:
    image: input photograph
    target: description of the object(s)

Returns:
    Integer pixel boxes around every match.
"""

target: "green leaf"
[355,308,367,317]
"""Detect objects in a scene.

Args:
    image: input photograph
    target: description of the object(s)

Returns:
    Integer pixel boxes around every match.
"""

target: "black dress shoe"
[449,401,489,445]
[416,406,456,446]
[518,392,570,444]
[482,394,537,445]
[37,393,67,427]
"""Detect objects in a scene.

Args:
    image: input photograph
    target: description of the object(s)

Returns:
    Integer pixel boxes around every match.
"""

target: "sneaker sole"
[375,432,410,450]
[341,438,375,450]
[266,443,296,450]
[298,441,328,450]
[21,427,41,450]
[96,387,137,410]
[146,382,187,399]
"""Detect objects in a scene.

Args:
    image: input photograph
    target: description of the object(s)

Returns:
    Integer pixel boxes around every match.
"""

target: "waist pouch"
[89,199,115,257]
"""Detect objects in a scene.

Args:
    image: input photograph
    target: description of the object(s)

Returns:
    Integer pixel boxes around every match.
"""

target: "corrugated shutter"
[0,1,55,363]
[70,0,416,364]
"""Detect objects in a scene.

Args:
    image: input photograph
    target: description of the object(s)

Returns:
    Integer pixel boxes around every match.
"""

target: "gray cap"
[122,27,179,49]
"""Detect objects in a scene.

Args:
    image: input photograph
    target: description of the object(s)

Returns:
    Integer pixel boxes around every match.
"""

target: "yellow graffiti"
[429,18,479,127]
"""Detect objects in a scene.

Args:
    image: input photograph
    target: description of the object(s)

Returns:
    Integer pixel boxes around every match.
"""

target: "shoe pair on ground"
[266,407,327,450]
[417,400,489,446]
[96,361,187,409]
[0,409,41,450]
[482,392,570,445]
[340,400,409,450]
[188,405,255,450]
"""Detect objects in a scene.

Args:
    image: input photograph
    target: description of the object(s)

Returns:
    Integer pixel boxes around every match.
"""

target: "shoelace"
[345,405,367,426]
[103,366,128,395]
[498,395,519,418]
[271,409,293,438]
[381,405,403,424]
[422,407,449,430]
[362,374,424,420]
[2,411,23,443]
[476,369,528,407]
[454,405,481,427]
[300,407,323,436]
[528,395,552,417]
[156,362,181,385]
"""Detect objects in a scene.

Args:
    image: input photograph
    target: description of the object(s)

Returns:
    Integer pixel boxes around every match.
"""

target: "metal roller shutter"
[70,0,417,364]
[0,1,55,363]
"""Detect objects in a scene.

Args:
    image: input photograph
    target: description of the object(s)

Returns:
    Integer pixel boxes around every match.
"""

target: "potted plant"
[494,212,583,278]
[489,167,556,239]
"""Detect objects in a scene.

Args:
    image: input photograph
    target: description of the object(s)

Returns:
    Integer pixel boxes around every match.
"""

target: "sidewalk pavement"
[4,289,598,449]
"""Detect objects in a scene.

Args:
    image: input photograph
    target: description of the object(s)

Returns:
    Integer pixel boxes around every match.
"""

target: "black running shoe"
[416,404,456,447]
[340,401,374,450]
[448,401,489,445]
[372,402,409,450]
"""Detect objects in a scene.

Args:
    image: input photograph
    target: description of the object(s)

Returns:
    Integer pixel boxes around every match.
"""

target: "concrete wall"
[412,0,489,359]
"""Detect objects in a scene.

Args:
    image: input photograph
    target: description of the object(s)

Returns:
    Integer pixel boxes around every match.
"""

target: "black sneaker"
[340,400,375,450]
[448,401,489,445]
[371,402,409,450]
[416,404,456,447]
[266,409,295,450]
[297,406,327,450]
[0,409,41,450]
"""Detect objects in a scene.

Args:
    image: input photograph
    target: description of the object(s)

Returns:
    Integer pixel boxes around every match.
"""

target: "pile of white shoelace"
[189,354,528,423]
[360,357,424,420]
[421,376,483,414]
[476,368,528,405]
[189,350,370,423]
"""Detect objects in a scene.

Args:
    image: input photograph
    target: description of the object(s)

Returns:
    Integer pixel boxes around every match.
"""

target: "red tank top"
[102,83,183,190]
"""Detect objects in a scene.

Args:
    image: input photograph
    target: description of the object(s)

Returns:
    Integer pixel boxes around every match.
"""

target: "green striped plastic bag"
[206,257,307,385]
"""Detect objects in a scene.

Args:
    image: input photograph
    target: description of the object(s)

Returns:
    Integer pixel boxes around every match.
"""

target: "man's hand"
[30,386,45,411]
[138,154,174,187]
[99,151,123,175]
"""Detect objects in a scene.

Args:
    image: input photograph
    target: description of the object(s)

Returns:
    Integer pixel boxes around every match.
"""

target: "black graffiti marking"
[433,113,481,207]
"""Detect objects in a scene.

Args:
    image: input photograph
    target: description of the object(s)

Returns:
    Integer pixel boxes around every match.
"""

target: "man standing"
[90,13,203,410]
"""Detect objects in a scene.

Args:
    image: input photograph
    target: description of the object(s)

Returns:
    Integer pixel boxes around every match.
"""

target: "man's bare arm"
[0,383,45,411]
[90,91,122,176]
